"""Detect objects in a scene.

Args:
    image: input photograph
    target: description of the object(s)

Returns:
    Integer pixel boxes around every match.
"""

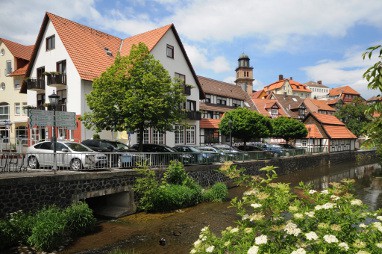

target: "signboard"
[28,109,76,130]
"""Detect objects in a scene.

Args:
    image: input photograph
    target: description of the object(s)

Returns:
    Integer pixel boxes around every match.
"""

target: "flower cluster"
[190,165,382,254]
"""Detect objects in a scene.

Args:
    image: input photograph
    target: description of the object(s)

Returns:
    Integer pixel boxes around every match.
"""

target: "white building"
[305,80,329,99]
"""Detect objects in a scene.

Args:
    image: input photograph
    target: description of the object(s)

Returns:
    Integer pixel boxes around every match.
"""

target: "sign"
[28,109,76,130]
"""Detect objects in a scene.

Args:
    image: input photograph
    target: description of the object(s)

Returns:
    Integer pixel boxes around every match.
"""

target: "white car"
[26,141,108,170]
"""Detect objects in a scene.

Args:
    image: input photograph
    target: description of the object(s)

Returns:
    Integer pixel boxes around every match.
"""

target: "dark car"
[278,143,296,149]
[173,145,215,164]
[235,145,263,151]
[82,139,140,168]
[212,144,249,161]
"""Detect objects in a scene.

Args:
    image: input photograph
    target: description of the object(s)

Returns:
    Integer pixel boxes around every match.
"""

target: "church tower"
[234,53,254,95]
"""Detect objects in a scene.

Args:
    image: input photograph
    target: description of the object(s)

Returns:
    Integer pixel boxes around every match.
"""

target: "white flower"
[315,202,336,210]
[321,189,329,194]
[247,245,259,254]
[376,216,382,221]
[230,227,239,233]
[224,241,231,247]
[339,242,349,250]
[206,245,215,253]
[308,190,317,194]
[305,211,315,218]
[356,251,370,254]
[289,206,299,212]
[244,189,258,196]
[305,231,318,241]
[201,226,209,232]
[323,234,339,243]
[331,195,340,201]
[294,213,304,219]
[194,239,202,247]
[359,223,367,228]
[255,235,268,245]
[284,221,301,236]
[251,203,262,209]
[291,248,306,254]
[242,214,249,220]
[190,249,196,254]
[376,242,382,248]
[244,228,253,234]
[351,199,363,206]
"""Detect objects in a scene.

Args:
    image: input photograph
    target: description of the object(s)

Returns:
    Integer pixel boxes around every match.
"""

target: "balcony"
[26,78,45,93]
[47,73,67,89]
[186,111,201,120]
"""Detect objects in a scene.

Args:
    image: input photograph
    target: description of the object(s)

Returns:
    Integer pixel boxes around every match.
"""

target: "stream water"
[59,161,382,254]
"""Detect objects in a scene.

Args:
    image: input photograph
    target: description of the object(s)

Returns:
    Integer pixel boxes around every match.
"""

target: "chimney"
[279,74,283,80]
[317,80,322,85]
[289,77,293,80]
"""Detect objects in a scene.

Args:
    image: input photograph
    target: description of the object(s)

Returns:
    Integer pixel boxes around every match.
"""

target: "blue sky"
[1,0,382,99]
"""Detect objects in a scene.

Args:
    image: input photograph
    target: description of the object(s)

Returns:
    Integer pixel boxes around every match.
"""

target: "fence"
[0,137,28,153]
[0,149,309,173]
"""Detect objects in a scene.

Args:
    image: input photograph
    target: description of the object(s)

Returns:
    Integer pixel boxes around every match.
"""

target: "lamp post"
[228,119,233,147]
[48,91,60,174]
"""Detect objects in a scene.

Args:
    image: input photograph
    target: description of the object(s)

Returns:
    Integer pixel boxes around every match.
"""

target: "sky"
[1,0,382,99]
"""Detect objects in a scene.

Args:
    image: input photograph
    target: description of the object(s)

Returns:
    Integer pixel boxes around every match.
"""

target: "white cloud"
[302,47,381,99]
[184,43,231,73]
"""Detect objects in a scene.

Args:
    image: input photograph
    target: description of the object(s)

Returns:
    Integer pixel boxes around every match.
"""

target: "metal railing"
[0,149,309,173]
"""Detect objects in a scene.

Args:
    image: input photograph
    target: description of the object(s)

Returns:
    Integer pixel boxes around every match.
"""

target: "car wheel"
[28,156,39,169]
[70,158,82,171]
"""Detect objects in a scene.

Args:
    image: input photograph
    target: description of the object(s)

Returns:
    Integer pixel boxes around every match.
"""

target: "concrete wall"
[0,150,378,218]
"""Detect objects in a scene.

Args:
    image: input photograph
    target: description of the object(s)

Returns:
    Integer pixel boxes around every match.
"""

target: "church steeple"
[235,53,254,95]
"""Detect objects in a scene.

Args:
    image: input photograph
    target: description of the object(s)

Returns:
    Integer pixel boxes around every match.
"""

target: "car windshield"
[66,142,92,152]
[110,141,129,151]
[187,147,201,152]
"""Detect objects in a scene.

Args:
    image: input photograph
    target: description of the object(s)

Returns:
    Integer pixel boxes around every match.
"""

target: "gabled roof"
[304,98,336,113]
[329,85,360,96]
[264,78,311,93]
[252,99,288,117]
[268,93,304,118]
[310,112,344,125]
[326,98,342,105]
[9,64,29,76]
[367,95,382,102]
[305,81,328,88]
[0,38,34,60]
[200,119,221,129]
[198,75,254,109]
[251,89,266,99]
[305,124,323,138]
[323,125,357,139]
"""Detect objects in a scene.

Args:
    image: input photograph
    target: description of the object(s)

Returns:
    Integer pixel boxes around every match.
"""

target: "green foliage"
[27,206,67,252]
[133,165,160,211]
[271,116,308,142]
[8,210,35,244]
[163,160,189,185]
[363,45,382,93]
[93,133,100,140]
[363,117,382,158]
[202,182,228,202]
[64,202,96,237]
[191,164,382,253]
[82,43,186,148]
[334,97,371,137]
[0,219,17,250]
[219,107,272,144]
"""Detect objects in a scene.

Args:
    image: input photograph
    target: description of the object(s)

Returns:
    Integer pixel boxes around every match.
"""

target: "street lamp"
[48,91,60,174]
[228,119,233,147]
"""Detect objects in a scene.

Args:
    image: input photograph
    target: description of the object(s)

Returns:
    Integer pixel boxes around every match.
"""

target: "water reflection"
[278,162,382,210]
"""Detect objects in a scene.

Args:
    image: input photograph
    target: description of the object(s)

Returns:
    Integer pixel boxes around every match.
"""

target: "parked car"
[26,141,108,170]
[278,143,296,149]
[196,146,224,162]
[173,145,215,164]
[235,145,264,152]
[81,139,141,168]
[212,144,249,161]
[263,144,286,156]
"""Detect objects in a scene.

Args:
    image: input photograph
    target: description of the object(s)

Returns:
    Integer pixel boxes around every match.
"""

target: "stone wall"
[0,150,378,218]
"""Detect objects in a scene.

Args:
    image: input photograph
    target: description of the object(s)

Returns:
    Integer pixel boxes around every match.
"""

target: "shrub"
[149,184,201,212]
[202,182,228,202]
[163,160,189,185]
[64,202,96,237]
[0,219,17,250]
[8,210,35,244]
[27,206,67,252]
[191,165,382,254]
[134,166,160,211]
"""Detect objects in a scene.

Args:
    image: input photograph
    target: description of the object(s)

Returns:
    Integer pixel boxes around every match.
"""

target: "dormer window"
[104,47,113,56]
[46,35,55,51]
[166,44,174,58]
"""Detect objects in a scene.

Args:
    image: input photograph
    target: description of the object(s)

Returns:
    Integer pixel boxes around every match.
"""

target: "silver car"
[26,141,108,170]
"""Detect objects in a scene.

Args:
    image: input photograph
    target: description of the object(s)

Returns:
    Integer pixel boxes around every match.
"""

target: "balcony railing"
[26,79,45,93]
[47,73,67,89]
[186,111,201,120]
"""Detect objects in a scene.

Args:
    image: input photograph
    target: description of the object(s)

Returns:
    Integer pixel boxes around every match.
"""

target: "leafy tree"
[271,116,307,143]
[334,97,371,137]
[219,107,272,146]
[81,43,186,151]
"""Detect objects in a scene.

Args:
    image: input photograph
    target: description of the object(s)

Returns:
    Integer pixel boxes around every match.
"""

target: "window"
[204,94,211,103]
[152,130,165,144]
[143,129,149,144]
[14,80,21,90]
[5,61,12,75]
[15,103,20,115]
[232,99,241,107]
[202,110,213,119]
[175,72,185,85]
[175,125,184,144]
[0,82,5,90]
[166,44,174,58]
[0,103,9,120]
[46,35,55,51]
[0,48,4,56]
[22,102,27,115]
[270,108,278,117]
[217,96,227,105]
[302,140,307,147]
[186,100,196,111]
[213,112,220,119]
[186,126,196,144]
[16,126,27,145]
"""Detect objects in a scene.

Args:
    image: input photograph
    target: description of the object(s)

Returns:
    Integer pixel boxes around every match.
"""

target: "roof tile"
[0,38,34,60]
[323,125,357,139]
[312,113,344,125]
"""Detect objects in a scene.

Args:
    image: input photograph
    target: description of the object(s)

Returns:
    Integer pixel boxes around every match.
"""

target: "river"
[59,161,382,254]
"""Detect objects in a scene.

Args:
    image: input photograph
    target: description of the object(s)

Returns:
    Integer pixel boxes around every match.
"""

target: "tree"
[334,97,371,137]
[81,43,186,151]
[271,116,307,144]
[219,107,272,146]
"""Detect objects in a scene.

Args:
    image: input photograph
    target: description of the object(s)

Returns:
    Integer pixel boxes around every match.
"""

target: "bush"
[149,184,201,212]
[0,219,17,250]
[202,182,228,202]
[64,202,96,237]
[163,160,189,185]
[27,206,67,252]
[8,210,35,244]
[134,166,160,211]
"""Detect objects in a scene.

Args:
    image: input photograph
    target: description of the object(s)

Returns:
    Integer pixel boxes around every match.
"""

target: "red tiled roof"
[9,64,29,76]
[0,38,34,60]
[200,119,221,129]
[251,89,265,99]
[367,95,382,102]
[252,99,288,117]
[304,98,336,112]
[305,124,323,138]
[329,85,360,96]
[120,24,172,56]
[312,113,344,125]
[264,78,311,93]
[326,98,341,105]
[323,125,357,139]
